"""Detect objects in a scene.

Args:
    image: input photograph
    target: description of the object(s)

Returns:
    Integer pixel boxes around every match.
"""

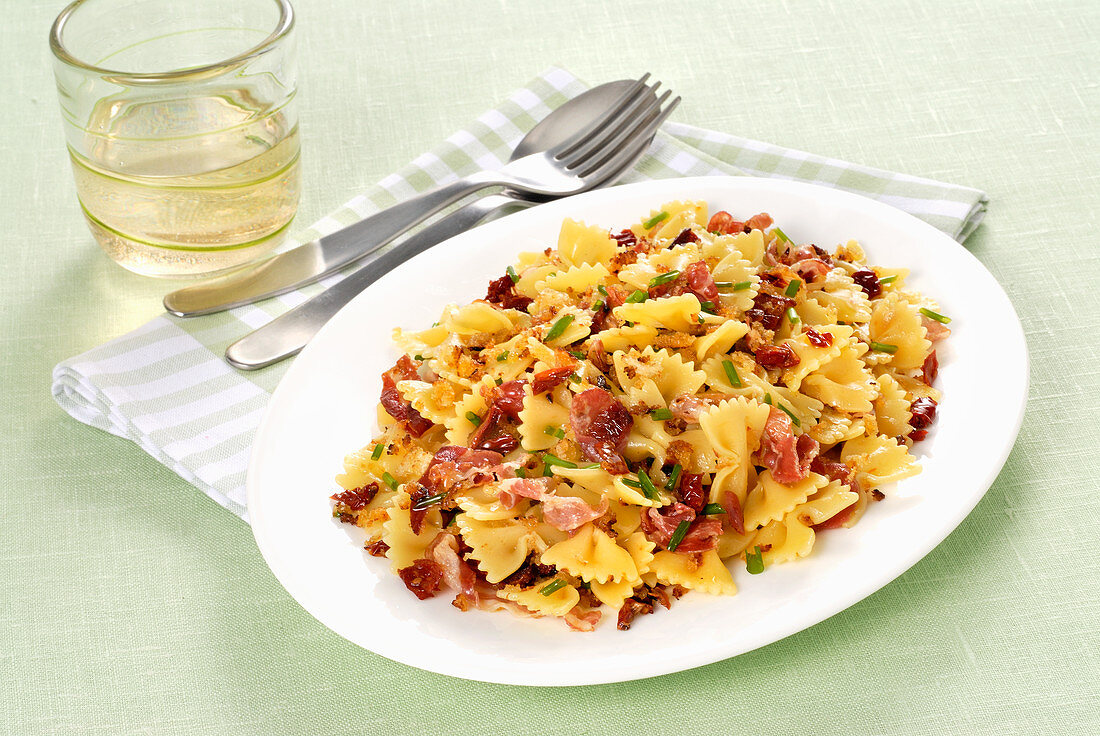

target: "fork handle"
[224,194,528,370]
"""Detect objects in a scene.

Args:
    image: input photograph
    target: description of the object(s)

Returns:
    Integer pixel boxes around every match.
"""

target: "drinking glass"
[50,0,301,278]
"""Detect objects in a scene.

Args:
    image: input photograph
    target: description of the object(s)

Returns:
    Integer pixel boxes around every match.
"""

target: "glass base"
[84,214,289,279]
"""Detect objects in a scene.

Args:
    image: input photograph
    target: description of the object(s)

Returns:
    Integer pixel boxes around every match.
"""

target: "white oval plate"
[248,177,1027,686]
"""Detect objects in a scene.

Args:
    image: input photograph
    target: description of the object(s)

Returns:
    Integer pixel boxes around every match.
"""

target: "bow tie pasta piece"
[516,384,572,452]
[700,398,771,503]
[382,495,444,573]
[589,324,658,352]
[536,262,611,294]
[396,379,462,426]
[539,523,638,584]
[808,408,873,446]
[807,269,873,324]
[634,200,708,243]
[557,219,618,268]
[613,293,705,332]
[841,435,921,492]
[800,340,879,415]
[868,291,933,371]
[779,324,854,390]
[612,346,707,409]
[647,549,737,596]
[456,515,546,584]
[873,373,914,439]
[694,320,750,362]
[743,470,829,532]
[499,578,581,618]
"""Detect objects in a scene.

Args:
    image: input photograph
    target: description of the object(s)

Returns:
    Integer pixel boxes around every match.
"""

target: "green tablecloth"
[2,1,1097,733]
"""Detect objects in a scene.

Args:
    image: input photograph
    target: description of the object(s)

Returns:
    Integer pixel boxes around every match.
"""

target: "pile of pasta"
[330,200,948,631]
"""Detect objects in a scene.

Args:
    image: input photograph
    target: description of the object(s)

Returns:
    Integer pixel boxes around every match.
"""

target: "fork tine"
[557,82,664,168]
[576,94,680,181]
[548,73,652,161]
[573,90,677,178]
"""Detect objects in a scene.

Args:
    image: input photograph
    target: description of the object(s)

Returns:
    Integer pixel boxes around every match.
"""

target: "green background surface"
[2,0,1097,733]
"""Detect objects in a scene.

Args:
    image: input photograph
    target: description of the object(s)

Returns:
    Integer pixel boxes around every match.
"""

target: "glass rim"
[49,0,294,83]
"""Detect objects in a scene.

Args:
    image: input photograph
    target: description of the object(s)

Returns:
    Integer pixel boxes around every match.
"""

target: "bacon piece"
[756,343,800,369]
[671,228,699,245]
[468,405,519,454]
[542,495,609,532]
[532,366,574,395]
[707,210,743,234]
[792,244,832,264]
[667,394,735,424]
[569,388,633,474]
[586,340,612,375]
[851,270,882,298]
[746,213,774,232]
[496,477,551,508]
[793,258,830,283]
[603,284,628,308]
[426,532,479,603]
[675,518,723,553]
[649,260,719,303]
[922,316,952,343]
[565,608,602,632]
[814,505,856,531]
[617,598,654,630]
[398,559,444,600]
[909,397,938,442]
[805,328,833,348]
[412,446,504,532]
[758,407,820,485]
[485,274,533,312]
[921,349,939,386]
[380,356,435,437]
[676,472,705,511]
[723,491,745,535]
[640,503,696,547]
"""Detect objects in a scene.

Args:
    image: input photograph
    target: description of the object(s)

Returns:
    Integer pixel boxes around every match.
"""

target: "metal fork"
[165,74,664,318]
[224,84,679,370]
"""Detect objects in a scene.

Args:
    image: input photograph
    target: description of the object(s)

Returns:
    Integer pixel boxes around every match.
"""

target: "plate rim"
[247,175,1028,686]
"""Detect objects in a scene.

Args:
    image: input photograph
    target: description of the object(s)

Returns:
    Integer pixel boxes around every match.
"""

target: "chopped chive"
[592,299,605,311]
[543,425,566,439]
[466,411,482,427]
[919,307,952,324]
[763,393,773,405]
[582,463,602,469]
[746,545,765,574]
[414,354,425,361]
[567,373,581,384]
[722,359,743,388]
[701,503,726,515]
[494,377,503,386]
[506,265,519,283]
[539,579,567,596]
[624,289,648,303]
[568,350,587,359]
[637,469,660,501]
[432,321,440,327]
[776,401,801,427]
[597,284,608,297]
[515,468,526,478]
[870,341,899,354]
[787,306,800,324]
[878,274,898,285]
[643,211,669,229]
[697,314,705,324]
[714,281,734,289]
[621,478,643,490]
[542,453,577,469]
[732,280,752,291]
[412,492,447,511]
[648,270,681,288]
[664,464,682,491]
[700,300,717,314]
[666,520,691,552]
[650,407,673,421]
[382,472,398,491]
[496,350,509,362]
[544,314,574,342]
[773,227,791,243]
[370,444,384,461]
[784,279,801,297]
[624,320,634,328]
[542,464,554,477]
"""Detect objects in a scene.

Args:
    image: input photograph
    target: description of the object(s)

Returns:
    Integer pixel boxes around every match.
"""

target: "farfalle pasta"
[329,201,950,631]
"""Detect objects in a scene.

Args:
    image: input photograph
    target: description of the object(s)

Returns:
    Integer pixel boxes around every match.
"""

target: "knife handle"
[164,172,501,317]
[224,194,526,371]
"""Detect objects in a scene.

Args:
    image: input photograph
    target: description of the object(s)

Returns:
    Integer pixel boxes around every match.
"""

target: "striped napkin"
[51,67,987,521]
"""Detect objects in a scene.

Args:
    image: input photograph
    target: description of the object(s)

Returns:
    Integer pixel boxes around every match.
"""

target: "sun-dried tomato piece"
[852,269,882,298]
[488,379,527,419]
[671,228,699,245]
[806,328,834,348]
[617,598,655,630]
[611,228,637,249]
[746,292,795,331]
[756,343,800,369]
[531,366,574,395]
[468,405,519,454]
[921,349,939,386]
[569,388,633,473]
[330,482,378,511]
[364,540,390,557]
[909,398,938,442]
[380,357,435,437]
[485,274,534,312]
[723,491,745,535]
[676,473,706,511]
[398,559,445,600]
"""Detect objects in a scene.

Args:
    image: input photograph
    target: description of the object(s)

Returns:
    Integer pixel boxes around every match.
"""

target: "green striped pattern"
[50,67,987,521]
